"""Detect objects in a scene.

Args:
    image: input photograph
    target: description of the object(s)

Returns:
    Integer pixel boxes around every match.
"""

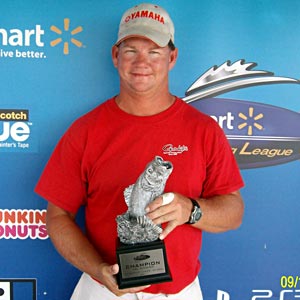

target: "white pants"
[71,273,203,300]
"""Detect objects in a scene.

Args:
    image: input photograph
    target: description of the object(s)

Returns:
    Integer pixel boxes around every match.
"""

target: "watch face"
[194,209,202,221]
[190,207,202,223]
[187,199,202,224]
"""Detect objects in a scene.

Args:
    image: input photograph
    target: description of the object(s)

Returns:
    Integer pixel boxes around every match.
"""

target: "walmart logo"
[0,18,85,58]
[208,105,265,137]
[191,97,300,169]
[238,107,264,136]
[50,18,84,55]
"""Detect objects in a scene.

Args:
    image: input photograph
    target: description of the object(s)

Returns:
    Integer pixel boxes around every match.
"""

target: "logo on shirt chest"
[162,144,189,156]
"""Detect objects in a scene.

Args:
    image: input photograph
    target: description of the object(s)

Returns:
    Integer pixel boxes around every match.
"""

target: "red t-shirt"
[35,97,244,294]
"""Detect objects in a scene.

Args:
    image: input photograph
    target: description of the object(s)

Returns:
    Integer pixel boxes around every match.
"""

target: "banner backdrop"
[1,1,299,299]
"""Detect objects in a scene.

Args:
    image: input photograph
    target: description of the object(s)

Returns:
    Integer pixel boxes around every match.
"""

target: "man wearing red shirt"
[35,3,244,299]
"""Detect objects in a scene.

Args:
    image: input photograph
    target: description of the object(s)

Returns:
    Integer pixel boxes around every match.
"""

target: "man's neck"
[115,91,175,116]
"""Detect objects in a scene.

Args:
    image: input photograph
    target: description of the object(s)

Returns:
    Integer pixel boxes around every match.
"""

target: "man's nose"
[134,52,149,65]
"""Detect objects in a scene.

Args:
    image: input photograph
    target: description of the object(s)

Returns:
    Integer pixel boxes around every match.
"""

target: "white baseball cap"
[115,3,175,47]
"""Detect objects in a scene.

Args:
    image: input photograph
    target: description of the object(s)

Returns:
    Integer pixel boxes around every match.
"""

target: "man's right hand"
[98,263,150,296]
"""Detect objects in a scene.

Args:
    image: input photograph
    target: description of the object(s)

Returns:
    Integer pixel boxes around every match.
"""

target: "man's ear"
[111,45,119,68]
[169,48,178,71]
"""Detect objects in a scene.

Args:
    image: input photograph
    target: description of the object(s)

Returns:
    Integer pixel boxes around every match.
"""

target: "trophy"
[116,156,173,289]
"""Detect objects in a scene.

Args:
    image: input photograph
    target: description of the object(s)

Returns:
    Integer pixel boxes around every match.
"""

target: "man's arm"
[146,190,244,239]
[193,191,244,232]
[46,202,149,296]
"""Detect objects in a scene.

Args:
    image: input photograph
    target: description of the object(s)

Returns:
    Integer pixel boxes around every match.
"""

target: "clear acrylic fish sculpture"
[116,156,173,244]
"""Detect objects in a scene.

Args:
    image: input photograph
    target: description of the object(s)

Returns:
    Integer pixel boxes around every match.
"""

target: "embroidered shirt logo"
[162,144,188,156]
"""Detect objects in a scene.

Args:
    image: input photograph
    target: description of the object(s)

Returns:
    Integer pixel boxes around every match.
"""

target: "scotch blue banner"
[1,1,299,299]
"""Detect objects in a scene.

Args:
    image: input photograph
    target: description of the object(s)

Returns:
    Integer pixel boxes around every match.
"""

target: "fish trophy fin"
[124,184,134,207]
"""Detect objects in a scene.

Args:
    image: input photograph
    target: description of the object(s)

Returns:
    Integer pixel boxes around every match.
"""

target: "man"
[35,3,244,300]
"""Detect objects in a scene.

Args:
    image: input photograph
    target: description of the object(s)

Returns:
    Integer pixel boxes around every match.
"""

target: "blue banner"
[1,1,299,299]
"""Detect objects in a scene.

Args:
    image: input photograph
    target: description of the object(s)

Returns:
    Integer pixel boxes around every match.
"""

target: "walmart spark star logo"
[50,18,83,55]
[238,107,264,136]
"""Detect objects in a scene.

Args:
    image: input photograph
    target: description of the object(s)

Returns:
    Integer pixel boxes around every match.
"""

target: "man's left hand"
[146,193,192,240]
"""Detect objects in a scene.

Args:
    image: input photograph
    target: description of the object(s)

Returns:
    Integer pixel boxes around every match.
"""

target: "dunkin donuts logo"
[0,209,48,240]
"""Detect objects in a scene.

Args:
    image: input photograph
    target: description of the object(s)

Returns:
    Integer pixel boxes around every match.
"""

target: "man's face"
[112,37,177,95]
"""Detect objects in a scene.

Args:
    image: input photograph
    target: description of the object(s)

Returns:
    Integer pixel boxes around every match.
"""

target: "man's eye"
[123,48,136,54]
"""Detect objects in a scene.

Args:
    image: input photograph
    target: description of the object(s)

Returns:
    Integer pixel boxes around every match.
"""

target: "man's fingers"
[101,263,151,296]
[146,193,175,213]
[160,220,178,240]
[146,196,163,212]
[162,192,175,205]
[110,263,119,275]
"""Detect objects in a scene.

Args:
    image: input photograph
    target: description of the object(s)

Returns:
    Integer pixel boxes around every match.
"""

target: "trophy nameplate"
[116,239,171,289]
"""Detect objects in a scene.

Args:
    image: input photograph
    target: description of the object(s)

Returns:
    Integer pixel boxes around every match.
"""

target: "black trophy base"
[116,239,172,289]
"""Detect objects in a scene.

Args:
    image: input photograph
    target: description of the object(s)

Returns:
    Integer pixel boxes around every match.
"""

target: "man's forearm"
[194,191,244,233]
[46,204,105,281]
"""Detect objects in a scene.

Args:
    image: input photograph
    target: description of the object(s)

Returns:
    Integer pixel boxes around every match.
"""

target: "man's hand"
[98,263,150,296]
[146,190,244,236]
[46,203,150,296]
[146,193,192,240]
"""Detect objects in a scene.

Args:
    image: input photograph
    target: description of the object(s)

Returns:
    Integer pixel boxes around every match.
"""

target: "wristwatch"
[186,198,202,224]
